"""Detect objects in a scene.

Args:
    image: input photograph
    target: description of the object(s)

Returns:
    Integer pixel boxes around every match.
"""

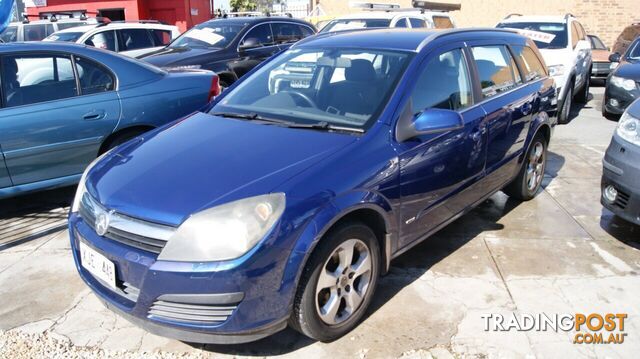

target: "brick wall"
[314,0,639,48]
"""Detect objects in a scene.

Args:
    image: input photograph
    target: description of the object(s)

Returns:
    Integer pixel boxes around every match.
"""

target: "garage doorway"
[98,9,125,21]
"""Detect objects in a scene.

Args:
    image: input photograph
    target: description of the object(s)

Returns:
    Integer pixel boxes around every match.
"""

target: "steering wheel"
[282,90,318,109]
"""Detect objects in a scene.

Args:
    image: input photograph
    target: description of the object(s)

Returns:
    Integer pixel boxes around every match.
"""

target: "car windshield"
[45,32,83,42]
[170,21,245,48]
[588,35,607,50]
[0,26,17,42]
[625,39,640,60]
[497,22,568,49]
[320,19,391,33]
[211,47,412,131]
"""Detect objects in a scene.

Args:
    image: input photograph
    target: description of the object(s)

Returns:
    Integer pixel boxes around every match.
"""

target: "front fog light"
[609,99,620,107]
[603,185,618,203]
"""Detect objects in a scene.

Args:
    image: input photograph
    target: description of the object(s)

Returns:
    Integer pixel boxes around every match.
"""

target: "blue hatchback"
[69,28,557,344]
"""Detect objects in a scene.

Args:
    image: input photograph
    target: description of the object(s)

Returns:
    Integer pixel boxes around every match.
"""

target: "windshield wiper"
[212,112,363,133]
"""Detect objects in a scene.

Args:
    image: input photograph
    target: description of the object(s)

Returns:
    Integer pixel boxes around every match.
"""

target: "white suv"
[45,21,180,58]
[319,9,455,33]
[497,14,592,123]
[0,17,98,42]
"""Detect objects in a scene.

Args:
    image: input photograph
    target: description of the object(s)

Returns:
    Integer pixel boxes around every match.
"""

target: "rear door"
[0,53,120,186]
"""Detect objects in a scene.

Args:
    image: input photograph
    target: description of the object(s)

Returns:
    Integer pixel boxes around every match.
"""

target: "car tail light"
[208,75,221,102]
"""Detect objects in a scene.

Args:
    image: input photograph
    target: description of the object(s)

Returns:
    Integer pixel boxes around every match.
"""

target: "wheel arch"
[99,124,155,154]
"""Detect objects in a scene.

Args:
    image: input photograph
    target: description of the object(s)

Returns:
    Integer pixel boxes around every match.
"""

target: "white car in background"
[497,14,592,124]
[45,21,180,58]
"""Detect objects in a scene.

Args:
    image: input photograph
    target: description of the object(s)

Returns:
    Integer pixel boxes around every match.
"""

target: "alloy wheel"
[526,142,545,191]
[315,239,372,325]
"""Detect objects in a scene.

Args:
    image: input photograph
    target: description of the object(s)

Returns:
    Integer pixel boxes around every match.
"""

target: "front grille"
[148,300,238,325]
[614,189,631,209]
[79,193,175,254]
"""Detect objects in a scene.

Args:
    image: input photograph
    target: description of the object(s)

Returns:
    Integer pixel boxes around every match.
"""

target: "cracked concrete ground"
[0,86,639,358]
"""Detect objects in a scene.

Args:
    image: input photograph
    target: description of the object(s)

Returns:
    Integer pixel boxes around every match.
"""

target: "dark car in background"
[602,98,640,225]
[603,36,640,119]
[0,42,219,199]
[589,34,612,82]
[139,16,316,87]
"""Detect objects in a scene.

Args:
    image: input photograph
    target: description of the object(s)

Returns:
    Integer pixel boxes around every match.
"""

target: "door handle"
[83,110,106,121]
[470,127,486,142]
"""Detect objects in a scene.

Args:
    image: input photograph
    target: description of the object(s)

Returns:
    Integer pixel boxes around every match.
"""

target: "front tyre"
[576,73,590,103]
[558,85,573,124]
[290,222,380,342]
[503,133,547,201]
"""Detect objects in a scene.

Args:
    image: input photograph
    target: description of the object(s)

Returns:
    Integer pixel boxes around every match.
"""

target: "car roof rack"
[266,12,293,18]
[96,19,167,27]
[503,13,522,20]
[412,1,461,12]
[223,11,263,18]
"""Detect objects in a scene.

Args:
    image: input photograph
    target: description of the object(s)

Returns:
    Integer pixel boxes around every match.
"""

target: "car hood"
[613,60,640,81]
[87,112,357,226]
[539,48,572,67]
[140,46,224,67]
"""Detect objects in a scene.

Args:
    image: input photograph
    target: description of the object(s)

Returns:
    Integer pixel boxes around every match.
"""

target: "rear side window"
[271,23,304,44]
[511,45,547,81]
[150,29,172,46]
[86,31,117,51]
[471,45,520,98]
[24,24,50,41]
[0,26,18,42]
[118,28,154,51]
[395,18,409,28]
[432,16,453,29]
[411,48,472,113]
[74,56,115,95]
[409,18,427,28]
[1,55,77,107]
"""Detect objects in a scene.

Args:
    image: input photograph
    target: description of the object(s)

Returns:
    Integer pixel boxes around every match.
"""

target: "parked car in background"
[0,17,97,42]
[612,23,640,56]
[601,98,640,225]
[0,42,220,199]
[139,16,316,87]
[45,21,180,58]
[69,28,556,344]
[497,14,592,124]
[603,37,640,119]
[589,34,612,82]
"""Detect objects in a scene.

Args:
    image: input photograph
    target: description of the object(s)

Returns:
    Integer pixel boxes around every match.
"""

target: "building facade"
[23,0,214,32]
[311,0,639,49]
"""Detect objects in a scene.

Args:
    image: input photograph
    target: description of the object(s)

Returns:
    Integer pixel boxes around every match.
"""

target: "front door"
[232,23,280,78]
[0,146,11,188]
[395,46,487,248]
[0,53,120,186]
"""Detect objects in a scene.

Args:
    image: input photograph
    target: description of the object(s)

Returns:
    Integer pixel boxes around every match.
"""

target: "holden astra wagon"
[69,28,557,344]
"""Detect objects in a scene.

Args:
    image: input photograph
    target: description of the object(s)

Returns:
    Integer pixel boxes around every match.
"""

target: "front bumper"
[603,81,640,115]
[68,213,295,344]
[591,62,611,79]
[601,135,640,225]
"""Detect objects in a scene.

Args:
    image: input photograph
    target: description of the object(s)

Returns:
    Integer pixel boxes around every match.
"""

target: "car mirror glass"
[609,52,621,63]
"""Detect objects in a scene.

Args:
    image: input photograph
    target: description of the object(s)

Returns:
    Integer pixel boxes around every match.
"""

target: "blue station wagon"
[0,42,219,198]
[69,28,557,344]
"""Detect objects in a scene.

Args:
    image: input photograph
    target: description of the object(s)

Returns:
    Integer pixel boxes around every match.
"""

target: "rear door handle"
[83,110,106,121]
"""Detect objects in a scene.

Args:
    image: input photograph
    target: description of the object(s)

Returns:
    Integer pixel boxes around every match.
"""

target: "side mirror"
[396,107,464,142]
[239,38,260,51]
[609,52,621,63]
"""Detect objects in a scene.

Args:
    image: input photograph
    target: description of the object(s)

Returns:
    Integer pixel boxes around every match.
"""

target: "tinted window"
[299,25,315,37]
[24,24,49,41]
[0,26,18,42]
[86,31,116,51]
[433,16,453,29]
[395,18,409,28]
[320,19,391,32]
[511,45,547,81]
[150,29,172,46]
[411,49,472,113]
[271,23,303,44]
[119,28,154,50]
[409,18,427,28]
[497,22,568,49]
[74,56,115,95]
[472,46,519,98]
[2,55,77,107]
[241,23,274,46]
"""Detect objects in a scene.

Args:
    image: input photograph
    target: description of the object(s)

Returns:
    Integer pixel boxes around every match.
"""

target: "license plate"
[80,241,116,289]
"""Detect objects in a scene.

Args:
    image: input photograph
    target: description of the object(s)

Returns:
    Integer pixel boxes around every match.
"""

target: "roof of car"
[330,11,428,20]
[498,15,572,24]
[205,16,311,25]
[295,27,521,52]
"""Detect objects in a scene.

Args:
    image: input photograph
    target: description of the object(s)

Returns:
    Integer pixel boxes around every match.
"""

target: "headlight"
[610,76,637,91]
[71,150,113,213]
[616,111,640,146]
[158,193,286,262]
[548,65,565,77]
[165,64,202,70]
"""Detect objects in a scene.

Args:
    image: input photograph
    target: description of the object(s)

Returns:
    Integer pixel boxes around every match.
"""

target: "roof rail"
[564,13,576,20]
[412,1,461,12]
[266,12,293,18]
[223,11,263,18]
[97,19,167,27]
[351,3,402,10]
[504,13,522,20]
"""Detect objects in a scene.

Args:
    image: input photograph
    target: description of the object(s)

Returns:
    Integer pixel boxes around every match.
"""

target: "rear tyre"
[503,133,547,201]
[575,74,590,103]
[289,222,380,342]
[558,85,573,124]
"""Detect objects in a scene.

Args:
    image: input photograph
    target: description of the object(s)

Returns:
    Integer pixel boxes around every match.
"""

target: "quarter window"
[118,29,154,51]
[511,45,547,81]
[411,48,472,113]
[86,31,117,51]
[432,16,453,29]
[74,57,115,95]
[2,55,77,107]
[241,24,274,47]
[471,45,520,98]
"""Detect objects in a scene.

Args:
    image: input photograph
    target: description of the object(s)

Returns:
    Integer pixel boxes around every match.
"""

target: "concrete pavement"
[0,86,638,358]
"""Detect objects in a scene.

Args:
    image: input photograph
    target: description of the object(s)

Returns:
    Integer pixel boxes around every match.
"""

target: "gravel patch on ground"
[0,330,207,359]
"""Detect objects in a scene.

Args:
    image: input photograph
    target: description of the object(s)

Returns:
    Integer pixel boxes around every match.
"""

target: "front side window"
[472,45,520,98]
[212,48,412,131]
[0,26,18,42]
[118,28,154,51]
[511,45,547,81]
[411,49,472,113]
[497,22,568,49]
[86,31,116,51]
[409,18,427,28]
[150,29,172,46]
[320,19,391,33]
[625,38,640,60]
[395,18,409,28]
[74,56,115,95]
[2,55,77,107]
[241,24,274,47]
